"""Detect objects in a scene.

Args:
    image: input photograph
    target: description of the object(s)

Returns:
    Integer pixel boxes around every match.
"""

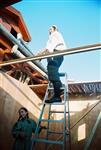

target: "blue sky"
[13,0,101,82]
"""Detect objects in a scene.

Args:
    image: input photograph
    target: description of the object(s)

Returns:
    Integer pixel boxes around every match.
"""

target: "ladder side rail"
[33,83,50,139]
[62,73,68,150]
[45,104,52,150]
[67,75,70,129]
[66,73,71,150]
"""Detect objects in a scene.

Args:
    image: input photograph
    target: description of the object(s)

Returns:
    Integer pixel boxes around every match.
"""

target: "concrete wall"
[0,71,42,150]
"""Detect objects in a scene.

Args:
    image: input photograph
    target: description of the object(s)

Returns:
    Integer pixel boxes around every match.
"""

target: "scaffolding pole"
[0,23,47,73]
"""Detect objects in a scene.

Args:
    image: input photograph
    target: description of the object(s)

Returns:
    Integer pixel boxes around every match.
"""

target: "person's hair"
[18,107,29,120]
[52,25,57,30]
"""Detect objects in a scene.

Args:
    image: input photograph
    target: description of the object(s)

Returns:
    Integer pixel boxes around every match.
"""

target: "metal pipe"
[0,23,47,72]
[0,43,101,67]
[11,45,48,78]
[17,33,34,54]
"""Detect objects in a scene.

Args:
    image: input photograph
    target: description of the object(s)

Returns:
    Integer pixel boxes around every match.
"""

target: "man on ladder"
[37,25,67,103]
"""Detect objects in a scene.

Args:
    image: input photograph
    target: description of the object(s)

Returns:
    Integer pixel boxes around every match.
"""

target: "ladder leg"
[45,104,52,150]
[66,74,71,150]
[63,84,67,150]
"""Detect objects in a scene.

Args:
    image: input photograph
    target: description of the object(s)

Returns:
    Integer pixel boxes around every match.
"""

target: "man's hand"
[36,49,49,56]
[38,126,47,133]
[19,132,25,139]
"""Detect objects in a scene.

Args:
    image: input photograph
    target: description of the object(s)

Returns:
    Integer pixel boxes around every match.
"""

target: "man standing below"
[37,25,66,103]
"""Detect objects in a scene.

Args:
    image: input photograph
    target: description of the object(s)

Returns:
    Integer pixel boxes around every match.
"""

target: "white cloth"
[46,31,66,53]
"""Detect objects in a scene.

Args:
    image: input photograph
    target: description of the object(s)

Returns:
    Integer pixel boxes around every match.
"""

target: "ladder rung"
[50,111,68,113]
[48,130,69,135]
[48,87,65,90]
[33,138,63,145]
[45,101,65,105]
[40,119,64,123]
[59,73,65,77]
[48,131,63,135]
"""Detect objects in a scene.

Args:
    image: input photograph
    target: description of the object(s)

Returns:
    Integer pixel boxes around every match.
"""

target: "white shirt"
[46,31,66,53]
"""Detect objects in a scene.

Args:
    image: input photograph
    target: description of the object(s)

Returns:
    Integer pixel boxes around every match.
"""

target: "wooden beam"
[0,0,22,8]
[29,84,48,88]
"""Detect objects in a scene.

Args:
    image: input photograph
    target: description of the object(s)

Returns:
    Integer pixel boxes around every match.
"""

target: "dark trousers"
[47,55,64,98]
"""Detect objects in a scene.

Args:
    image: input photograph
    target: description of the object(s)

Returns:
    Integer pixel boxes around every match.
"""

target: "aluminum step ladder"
[32,73,71,150]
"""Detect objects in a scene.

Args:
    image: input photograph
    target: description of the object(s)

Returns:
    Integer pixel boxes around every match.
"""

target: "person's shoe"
[45,97,62,103]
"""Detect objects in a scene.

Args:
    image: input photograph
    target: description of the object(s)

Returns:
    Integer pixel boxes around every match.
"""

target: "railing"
[0,43,101,67]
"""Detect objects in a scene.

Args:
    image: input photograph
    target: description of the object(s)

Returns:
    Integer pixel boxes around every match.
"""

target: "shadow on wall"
[2,72,41,110]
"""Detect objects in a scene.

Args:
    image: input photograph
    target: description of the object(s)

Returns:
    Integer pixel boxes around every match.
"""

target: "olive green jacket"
[12,118,37,150]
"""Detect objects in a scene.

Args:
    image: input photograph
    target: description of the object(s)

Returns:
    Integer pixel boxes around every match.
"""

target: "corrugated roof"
[68,81,101,94]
